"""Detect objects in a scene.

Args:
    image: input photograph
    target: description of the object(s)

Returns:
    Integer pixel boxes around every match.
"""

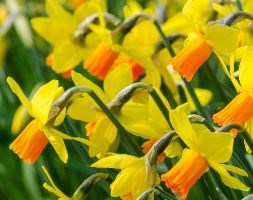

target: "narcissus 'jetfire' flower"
[161,104,249,198]
[213,48,253,133]
[7,77,90,164]
[31,0,106,74]
[84,42,119,80]
[170,0,239,81]
[91,154,159,199]
[68,64,149,157]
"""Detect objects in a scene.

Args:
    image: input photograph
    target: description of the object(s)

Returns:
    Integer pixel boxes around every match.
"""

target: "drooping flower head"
[161,104,249,198]
[170,0,239,81]
[68,64,149,157]
[213,47,253,135]
[91,154,159,199]
[31,0,106,74]
[7,77,90,164]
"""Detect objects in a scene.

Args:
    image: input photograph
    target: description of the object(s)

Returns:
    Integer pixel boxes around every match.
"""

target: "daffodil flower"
[170,0,240,81]
[67,64,149,157]
[161,104,249,198]
[31,0,106,74]
[213,47,253,134]
[91,154,159,199]
[7,77,90,164]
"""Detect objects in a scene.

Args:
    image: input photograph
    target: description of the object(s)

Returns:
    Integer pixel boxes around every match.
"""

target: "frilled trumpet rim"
[9,119,48,164]
[213,92,253,132]
[85,42,119,80]
[161,149,208,199]
[170,36,212,81]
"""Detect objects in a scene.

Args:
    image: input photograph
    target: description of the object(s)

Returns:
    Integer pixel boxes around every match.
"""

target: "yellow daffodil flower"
[67,64,149,157]
[161,103,249,198]
[170,0,240,81]
[31,0,106,74]
[213,47,253,135]
[7,77,90,164]
[91,154,159,199]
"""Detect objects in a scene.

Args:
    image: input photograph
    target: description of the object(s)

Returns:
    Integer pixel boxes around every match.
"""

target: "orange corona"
[9,119,48,164]
[85,122,96,137]
[170,36,212,81]
[213,92,253,136]
[85,42,119,80]
[161,149,208,198]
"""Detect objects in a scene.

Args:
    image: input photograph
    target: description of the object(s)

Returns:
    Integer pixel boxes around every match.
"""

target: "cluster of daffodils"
[4,0,253,199]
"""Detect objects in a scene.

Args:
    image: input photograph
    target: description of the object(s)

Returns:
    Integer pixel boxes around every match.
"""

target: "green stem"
[149,89,173,129]
[160,81,178,109]
[204,64,230,104]
[183,79,212,124]
[235,0,243,11]
[241,129,253,153]
[153,20,175,57]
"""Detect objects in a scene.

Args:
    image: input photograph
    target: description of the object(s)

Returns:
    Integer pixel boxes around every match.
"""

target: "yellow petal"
[7,77,32,116]
[11,105,30,134]
[121,119,162,139]
[73,0,107,25]
[91,154,139,169]
[205,25,239,54]
[59,133,91,148]
[67,97,104,122]
[239,47,253,94]
[212,3,235,16]
[170,103,197,149]
[123,0,143,18]
[183,0,209,31]
[52,42,85,73]
[197,132,233,163]
[88,118,117,157]
[222,164,248,176]
[31,18,68,45]
[132,162,150,199]
[42,126,68,163]
[42,166,69,199]
[104,63,133,100]
[164,140,183,158]
[110,168,134,197]
[31,80,58,124]
[120,102,149,120]
[142,65,161,88]
[164,12,193,35]
[45,0,72,24]
[210,162,250,191]
[216,54,241,92]
[71,71,106,100]
[122,21,159,59]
